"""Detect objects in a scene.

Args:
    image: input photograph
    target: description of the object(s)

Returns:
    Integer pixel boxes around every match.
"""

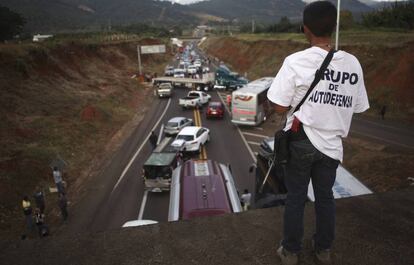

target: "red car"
[206,101,225,119]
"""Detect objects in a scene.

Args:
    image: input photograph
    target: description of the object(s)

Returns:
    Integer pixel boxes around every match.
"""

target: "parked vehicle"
[202,66,210,73]
[179,91,211,109]
[164,66,174,76]
[206,101,225,119]
[164,117,194,136]
[142,137,179,192]
[214,65,248,91]
[171,126,210,153]
[231,77,274,126]
[254,137,373,208]
[193,60,202,68]
[187,65,198,75]
[168,159,242,221]
[173,68,185,78]
[156,83,173,98]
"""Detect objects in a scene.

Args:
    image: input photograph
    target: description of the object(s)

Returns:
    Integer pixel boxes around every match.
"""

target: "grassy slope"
[201,30,414,193]
[0,38,171,236]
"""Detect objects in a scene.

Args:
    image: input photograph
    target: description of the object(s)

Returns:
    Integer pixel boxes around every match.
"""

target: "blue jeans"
[282,138,339,253]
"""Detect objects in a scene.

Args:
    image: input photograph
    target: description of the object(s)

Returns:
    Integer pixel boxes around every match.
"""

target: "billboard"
[140,45,166,54]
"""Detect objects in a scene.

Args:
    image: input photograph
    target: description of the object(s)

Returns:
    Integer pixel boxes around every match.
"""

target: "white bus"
[231,77,274,126]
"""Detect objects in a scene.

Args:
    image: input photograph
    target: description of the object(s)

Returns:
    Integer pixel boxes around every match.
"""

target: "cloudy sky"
[164,0,407,4]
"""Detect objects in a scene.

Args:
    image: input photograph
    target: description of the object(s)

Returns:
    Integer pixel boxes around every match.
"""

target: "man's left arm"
[267,59,296,114]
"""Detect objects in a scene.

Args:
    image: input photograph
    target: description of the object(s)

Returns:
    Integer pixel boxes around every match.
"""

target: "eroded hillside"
[0,38,171,237]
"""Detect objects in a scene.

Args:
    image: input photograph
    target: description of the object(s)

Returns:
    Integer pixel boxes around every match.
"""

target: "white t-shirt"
[241,193,251,206]
[267,47,369,162]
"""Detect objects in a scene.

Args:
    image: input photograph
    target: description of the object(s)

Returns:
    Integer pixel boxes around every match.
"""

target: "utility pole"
[335,0,341,50]
[252,20,255,33]
[137,46,142,75]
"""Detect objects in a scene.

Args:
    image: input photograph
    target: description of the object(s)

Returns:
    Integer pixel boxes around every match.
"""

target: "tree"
[0,6,26,41]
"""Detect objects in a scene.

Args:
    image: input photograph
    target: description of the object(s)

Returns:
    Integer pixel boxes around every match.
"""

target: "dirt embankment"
[0,39,171,238]
[202,36,414,193]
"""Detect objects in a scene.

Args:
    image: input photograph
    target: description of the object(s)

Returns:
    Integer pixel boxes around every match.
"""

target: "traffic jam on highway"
[128,42,372,227]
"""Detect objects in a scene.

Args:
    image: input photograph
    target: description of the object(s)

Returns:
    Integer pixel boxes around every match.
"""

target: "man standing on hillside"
[267,1,369,265]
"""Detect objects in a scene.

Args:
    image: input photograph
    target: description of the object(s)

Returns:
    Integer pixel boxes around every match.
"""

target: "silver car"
[164,117,194,136]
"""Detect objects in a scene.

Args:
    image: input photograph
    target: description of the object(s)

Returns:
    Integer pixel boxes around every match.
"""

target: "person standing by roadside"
[240,189,252,211]
[53,167,65,194]
[22,196,33,238]
[33,190,45,215]
[58,193,68,222]
[149,131,158,150]
[226,94,232,109]
[267,2,369,265]
[34,208,47,237]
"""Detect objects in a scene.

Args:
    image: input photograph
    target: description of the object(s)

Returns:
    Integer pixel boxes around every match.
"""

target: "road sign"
[137,45,166,75]
[140,45,166,54]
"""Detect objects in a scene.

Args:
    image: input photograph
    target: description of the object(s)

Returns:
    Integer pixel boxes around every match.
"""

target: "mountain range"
[0,0,378,33]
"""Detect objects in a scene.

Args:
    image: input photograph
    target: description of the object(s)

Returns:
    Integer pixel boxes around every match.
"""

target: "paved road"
[350,115,414,150]
[61,43,413,235]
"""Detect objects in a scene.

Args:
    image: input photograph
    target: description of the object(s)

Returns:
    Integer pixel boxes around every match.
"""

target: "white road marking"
[247,141,261,146]
[138,190,149,220]
[254,127,264,131]
[216,91,257,163]
[242,132,268,138]
[350,130,414,150]
[353,116,412,132]
[111,98,172,193]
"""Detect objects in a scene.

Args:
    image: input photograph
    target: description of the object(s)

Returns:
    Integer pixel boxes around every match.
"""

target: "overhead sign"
[140,45,166,54]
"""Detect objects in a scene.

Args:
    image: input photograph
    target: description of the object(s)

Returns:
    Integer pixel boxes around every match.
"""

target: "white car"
[173,69,185,78]
[164,117,194,136]
[171,126,210,153]
[194,60,202,68]
[187,65,197,75]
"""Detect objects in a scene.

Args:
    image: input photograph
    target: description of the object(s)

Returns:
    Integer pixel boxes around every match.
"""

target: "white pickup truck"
[178,91,211,109]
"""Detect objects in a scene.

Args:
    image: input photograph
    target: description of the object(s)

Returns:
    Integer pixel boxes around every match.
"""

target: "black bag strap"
[293,49,335,113]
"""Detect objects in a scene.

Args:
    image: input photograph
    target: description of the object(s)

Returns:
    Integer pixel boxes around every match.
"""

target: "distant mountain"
[188,0,372,23]
[0,0,374,33]
[188,0,305,23]
[0,0,198,33]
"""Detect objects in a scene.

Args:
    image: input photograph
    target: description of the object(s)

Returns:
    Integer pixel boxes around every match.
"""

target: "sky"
[164,0,408,4]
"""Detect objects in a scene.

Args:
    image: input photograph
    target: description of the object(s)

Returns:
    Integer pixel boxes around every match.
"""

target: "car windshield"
[167,122,178,127]
[188,92,199,97]
[159,84,171,89]
[177,135,194,141]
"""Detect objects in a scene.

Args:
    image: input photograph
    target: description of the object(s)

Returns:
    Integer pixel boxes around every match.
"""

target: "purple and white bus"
[168,159,242,221]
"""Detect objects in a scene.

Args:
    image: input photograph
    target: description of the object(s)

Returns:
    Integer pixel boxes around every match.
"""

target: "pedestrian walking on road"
[226,94,232,109]
[380,105,387,120]
[34,208,48,237]
[240,189,252,211]
[33,190,45,214]
[53,167,65,194]
[22,196,33,238]
[58,193,68,222]
[267,2,369,265]
[149,131,158,150]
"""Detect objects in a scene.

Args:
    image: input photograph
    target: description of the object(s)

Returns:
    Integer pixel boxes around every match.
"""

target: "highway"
[61,43,414,235]
[62,83,255,233]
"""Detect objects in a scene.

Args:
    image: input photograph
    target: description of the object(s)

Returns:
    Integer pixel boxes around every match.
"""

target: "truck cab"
[143,137,178,192]
[214,66,248,91]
